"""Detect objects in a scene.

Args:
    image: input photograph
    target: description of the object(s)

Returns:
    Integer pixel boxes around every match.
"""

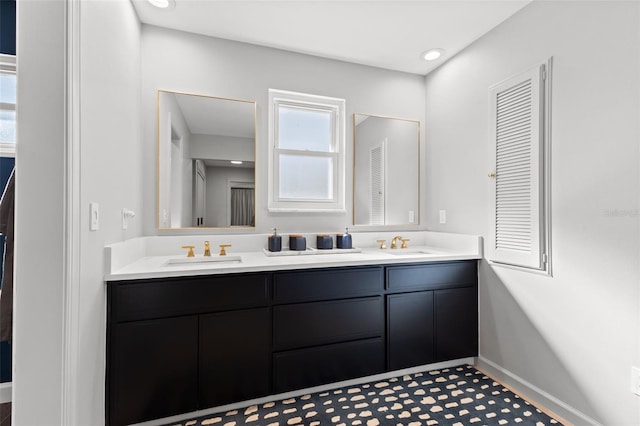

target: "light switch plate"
[631,366,640,396]
[90,202,99,231]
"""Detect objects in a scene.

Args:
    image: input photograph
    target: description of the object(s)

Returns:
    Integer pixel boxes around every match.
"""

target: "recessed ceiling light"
[148,0,175,9]
[422,49,444,61]
[230,160,243,165]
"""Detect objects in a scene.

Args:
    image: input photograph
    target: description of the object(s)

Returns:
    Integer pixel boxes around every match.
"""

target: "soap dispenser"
[268,228,282,252]
[337,227,352,249]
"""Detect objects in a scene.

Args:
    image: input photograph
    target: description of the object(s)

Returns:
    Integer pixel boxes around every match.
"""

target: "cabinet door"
[108,316,198,426]
[435,287,478,360]
[387,291,434,370]
[199,308,271,408]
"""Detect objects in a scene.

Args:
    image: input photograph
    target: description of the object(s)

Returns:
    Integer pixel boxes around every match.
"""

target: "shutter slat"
[495,77,533,255]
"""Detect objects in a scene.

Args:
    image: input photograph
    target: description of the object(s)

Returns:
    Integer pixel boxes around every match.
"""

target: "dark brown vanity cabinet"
[387,261,478,370]
[106,260,477,426]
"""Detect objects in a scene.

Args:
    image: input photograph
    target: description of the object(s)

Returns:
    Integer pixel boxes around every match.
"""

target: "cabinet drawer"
[273,338,385,393]
[273,297,384,351]
[386,261,477,292]
[109,273,270,322]
[274,266,383,303]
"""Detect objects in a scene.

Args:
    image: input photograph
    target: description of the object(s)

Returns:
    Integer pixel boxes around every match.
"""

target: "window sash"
[275,103,336,153]
[274,150,338,202]
[268,89,345,212]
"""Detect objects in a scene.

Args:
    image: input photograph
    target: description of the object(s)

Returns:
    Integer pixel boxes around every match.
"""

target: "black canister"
[316,234,333,250]
[336,227,352,249]
[268,228,282,252]
[289,234,306,251]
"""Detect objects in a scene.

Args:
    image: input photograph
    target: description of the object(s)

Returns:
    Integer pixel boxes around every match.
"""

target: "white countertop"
[105,231,482,281]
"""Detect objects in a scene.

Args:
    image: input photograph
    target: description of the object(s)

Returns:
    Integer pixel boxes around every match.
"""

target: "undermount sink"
[382,249,440,256]
[164,255,242,266]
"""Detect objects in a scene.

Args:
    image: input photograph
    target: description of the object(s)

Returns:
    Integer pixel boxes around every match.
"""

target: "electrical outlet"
[408,210,415,223]
[631,366,640,396]
[439,210,446,224]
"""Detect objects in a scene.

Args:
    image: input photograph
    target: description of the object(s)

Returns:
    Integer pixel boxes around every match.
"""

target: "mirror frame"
[352,112,421,227]
[157,89,257,230]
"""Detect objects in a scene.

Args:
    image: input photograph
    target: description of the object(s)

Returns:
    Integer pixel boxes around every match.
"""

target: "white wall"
[141,25,426,235]
[190,134,254,163]
[77,2,142,422]
[15,0,142,424]
[424,1,640,424]
[14,1,66,423]
[159,91,192,228]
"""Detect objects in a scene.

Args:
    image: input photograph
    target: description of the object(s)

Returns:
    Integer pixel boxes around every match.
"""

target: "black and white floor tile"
[170,365,562,426]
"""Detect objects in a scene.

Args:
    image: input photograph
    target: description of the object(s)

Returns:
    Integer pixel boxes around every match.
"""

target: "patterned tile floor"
[170,365,562,426]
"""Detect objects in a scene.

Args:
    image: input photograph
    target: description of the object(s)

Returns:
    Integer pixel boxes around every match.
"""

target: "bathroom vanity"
[105,233,480,425]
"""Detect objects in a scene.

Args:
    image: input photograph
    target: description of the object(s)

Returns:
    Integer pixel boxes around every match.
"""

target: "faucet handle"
[376,239,387,249]
[181,245,195,257]
[400,238,411,249]
[219,244,232,256]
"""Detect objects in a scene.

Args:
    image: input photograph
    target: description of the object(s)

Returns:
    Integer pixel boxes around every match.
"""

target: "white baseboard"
[0,382,11,404]
[133,357,474,426]
[476,356,602,426]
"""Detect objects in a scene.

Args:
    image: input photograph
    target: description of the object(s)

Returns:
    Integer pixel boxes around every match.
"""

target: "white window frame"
[268,89,346,212]
[487,58,552,275]
[0,54,16,157]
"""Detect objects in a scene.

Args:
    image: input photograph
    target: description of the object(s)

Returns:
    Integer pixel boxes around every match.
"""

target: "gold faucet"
[219,244,232,256]
[204,241,211,257]
[376,239,387,249]
[400,238,410,249]
[391,236,403,249]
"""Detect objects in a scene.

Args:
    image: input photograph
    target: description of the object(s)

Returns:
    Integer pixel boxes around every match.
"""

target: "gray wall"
[424,1,639,424]
[141,25,426,235]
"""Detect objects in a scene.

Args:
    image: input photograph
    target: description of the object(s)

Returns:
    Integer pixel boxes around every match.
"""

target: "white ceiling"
[131,0,533,75]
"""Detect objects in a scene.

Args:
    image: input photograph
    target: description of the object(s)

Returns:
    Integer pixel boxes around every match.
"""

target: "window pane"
[278,105,332,152]
[279,154,333,200]
[0,110,15,143]
[0,73,16,105]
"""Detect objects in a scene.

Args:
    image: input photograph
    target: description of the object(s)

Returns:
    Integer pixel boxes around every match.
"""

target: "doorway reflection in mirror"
[157,90,256,229]
[353,114,420,226]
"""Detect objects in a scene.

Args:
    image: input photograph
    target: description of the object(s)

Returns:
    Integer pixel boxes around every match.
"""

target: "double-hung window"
[268,89,345,212]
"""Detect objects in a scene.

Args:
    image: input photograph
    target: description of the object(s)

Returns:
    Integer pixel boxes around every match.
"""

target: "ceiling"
[173,92,255,138]
[131,0,532,75]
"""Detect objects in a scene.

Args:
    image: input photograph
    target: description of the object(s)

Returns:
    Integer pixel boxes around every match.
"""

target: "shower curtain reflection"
[230,187,255,226]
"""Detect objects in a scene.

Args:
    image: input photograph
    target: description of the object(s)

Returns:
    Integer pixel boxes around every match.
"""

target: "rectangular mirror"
[157,90,256,229]
[353,113,420,226]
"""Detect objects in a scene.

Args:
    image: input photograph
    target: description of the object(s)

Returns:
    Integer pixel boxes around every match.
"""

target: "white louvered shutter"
[488,64,545,269]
